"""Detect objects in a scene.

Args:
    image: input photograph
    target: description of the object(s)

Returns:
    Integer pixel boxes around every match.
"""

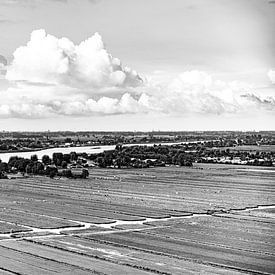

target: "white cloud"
[0,55,7,76]
[268,70,275,84]
[1,30,275,119]
[1,69,275,118]
[138,71,274,115]
[0,63,6,75]
[7,29,143,88]
[0,83,149,118]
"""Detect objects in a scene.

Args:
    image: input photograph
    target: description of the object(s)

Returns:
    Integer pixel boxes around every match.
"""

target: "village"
[0,131,274,153]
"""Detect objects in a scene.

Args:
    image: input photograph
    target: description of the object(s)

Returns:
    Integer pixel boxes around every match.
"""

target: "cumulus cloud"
[241,94,275,110]
[0,83,149,118]
[139,71,275,115]
[7,29,143,88]
[0,55,7,75]
[0,63,6,75]
[1,30,275,119]
[268,70,275,84]
[2,70,274,118]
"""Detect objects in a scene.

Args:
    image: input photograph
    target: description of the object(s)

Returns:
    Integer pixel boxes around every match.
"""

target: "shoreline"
[0,148,45,154]
[0,139,206,155]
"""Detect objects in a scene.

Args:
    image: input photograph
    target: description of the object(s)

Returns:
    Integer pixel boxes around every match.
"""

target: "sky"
[0,0,274,131]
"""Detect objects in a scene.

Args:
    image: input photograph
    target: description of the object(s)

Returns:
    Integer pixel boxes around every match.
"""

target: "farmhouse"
[57,168,89,178]
[71,168,89,178]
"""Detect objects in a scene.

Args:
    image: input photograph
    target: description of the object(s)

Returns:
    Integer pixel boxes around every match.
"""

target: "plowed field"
[0,164,274,274]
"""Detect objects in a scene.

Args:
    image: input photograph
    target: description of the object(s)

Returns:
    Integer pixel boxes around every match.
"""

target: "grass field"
[0,163,274,274]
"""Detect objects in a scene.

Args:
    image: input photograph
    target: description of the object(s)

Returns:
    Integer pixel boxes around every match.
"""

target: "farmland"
[0,163,274,274]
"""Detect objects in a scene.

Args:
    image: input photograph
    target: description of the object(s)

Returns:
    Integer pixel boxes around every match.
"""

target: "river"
[0,141,205,163]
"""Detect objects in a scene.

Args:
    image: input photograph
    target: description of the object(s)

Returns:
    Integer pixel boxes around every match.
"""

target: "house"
[56,167,89,178]
[71,168,89,178]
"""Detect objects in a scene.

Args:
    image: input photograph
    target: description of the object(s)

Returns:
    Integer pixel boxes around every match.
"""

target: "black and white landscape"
[0,1,274,274]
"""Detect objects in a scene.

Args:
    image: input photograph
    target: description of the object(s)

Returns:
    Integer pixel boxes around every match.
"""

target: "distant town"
[0,131,274,152]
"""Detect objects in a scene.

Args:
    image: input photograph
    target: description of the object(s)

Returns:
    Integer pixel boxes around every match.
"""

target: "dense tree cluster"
[0,152,89,179]
[0,155,45,176]
[85,144,194,168]
[84,142,274,168]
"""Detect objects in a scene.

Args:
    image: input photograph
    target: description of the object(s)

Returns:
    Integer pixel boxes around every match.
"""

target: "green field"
[0,164,274,274]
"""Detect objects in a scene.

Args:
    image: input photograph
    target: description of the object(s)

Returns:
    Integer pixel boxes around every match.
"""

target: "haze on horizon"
[0,0,274,131]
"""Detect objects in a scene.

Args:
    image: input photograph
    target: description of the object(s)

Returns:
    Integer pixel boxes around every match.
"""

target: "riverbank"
[0,140,209,163]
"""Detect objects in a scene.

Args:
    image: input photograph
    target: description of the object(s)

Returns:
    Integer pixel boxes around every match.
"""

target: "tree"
[63,154,71,163]
[11,158,30,173]
[42,155,51,165]
[64,137,72,143]
[115,144,123,151]
[61,161,67,168]
[0,171,7,179]
[172,155,178,165]
[25,164,33,174]
[160,155,167,163]
[53,153,63,166]
[178,153,193,167]
[32,162,44,174]
[8,156,18,167]
[31,154,38,162]
[82,169,89,178]
[70,152,78,161]
[49,170,56,179]
[45,166,57,178]
[115,157,122,168]
[122,155,131,167]
[96,157,106,168]
[103,151,114,166]
[0,162,8,173]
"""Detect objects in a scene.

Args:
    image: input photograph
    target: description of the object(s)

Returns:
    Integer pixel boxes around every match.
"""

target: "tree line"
[0,152,88,179]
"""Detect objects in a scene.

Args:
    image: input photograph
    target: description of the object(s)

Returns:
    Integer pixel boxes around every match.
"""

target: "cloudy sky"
[0,0,274,131]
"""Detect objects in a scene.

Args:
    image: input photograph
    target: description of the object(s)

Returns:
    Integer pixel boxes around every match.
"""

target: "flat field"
[0,163,274,274]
